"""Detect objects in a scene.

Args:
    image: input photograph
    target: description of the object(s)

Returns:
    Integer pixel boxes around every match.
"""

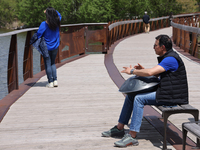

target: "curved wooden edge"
[104,35,197,150]
[172,42,200,64]
[104,38,127,88]
[0,54,88,123]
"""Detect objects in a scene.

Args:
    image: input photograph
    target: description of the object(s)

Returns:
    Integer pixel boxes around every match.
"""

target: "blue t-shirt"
[37,10,62,51]
[158,57,179,72]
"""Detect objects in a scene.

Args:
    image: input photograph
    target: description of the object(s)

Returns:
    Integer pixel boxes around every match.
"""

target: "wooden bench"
[156,104,199,150]
[182,121,200,150]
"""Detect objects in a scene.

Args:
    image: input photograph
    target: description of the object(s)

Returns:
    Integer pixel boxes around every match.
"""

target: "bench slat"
[181,104,198,110]
[183,122,200,139]
[157,105,183,111]
[157,104,198,112]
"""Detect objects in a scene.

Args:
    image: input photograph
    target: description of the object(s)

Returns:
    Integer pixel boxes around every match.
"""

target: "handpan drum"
[119,76,160,95]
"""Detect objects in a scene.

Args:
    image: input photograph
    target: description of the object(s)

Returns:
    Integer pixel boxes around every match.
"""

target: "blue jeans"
[118,92,172,132]
[44,48,58,83]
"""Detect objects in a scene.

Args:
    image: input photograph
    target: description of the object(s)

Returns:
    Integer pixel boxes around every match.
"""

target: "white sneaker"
[53,80,58,87]
[46,82,54,88]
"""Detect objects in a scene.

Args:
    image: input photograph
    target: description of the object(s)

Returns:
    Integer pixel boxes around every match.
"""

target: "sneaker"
[46,82,54,88]
[102,126,125,137]
[114,134,139,147]
[53,80,58,87]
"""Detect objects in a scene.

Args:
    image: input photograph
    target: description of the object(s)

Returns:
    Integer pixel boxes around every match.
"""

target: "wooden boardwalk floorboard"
[1,27,199,150]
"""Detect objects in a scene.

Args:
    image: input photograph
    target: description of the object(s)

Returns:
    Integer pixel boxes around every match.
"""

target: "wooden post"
[138,22,142,33]
[184,31,190,53]
[125,19,130,36]
[23,31,33,81]
[161,19,163,28]
[151,20,155,31]
[191,33,198,57]
[133,19,137,34]
[130,20,134,35]
[118,19,123,40]
[7,34,18,93]
[114,20,119,42]
[156,20,159,30]
[121,19,126,38]
[134,22,138,34]
[180,18,185,49]
[176,28,181,47]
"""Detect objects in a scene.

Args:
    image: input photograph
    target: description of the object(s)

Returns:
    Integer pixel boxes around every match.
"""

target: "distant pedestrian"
[142,11,150,33]
[169,11,173,26]
[37,7,62,88]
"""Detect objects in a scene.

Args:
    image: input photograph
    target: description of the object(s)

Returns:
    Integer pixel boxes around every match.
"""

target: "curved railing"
[171,13,200,59]
[1,12,200,100]
[107,16,170,47]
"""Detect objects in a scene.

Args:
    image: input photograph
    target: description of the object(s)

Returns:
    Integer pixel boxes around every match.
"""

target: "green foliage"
[176,0,198,13]
[17,0,84,26]
[58,0,84,24]
[17,0,50,27]
[0,0,17,26]
[77,0,115,23]
[196,0,200,11]
[127,0,152,19]
[0,0,199,28]
[148,0,182,18]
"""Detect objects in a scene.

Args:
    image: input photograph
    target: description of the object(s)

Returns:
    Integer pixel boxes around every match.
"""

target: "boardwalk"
[0,27,199,150]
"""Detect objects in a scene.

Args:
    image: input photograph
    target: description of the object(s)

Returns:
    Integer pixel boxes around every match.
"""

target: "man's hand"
[44,10,46,13]
[121,65,133,75]
[134,63,144,69]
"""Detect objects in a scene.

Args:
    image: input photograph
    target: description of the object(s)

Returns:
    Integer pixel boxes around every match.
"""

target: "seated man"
[102,34,188,147]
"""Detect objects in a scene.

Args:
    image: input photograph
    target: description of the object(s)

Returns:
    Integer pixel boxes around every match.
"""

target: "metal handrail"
[109,16,169,31]
[0,23,108,37]
[171,21,200,34]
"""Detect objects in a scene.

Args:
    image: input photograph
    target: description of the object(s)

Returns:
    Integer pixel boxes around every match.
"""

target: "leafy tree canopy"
[0,0,200,28]
[0,0,17,27]
[176,0,198,13]
[77,0,115,23]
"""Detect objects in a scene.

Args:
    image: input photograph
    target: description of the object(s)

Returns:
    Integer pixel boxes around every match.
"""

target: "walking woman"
[37,7,62,88]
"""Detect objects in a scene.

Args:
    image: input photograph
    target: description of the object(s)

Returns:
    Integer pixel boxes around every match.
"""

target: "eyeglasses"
[154,44,159,48]
[154,44,163,49]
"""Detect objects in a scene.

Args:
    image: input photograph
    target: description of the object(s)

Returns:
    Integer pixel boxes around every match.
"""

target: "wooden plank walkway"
[0,27,199,150]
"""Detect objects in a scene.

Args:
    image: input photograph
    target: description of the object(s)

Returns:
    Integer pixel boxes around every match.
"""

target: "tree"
[17,0,84,27]
[148,0,182,18]
[176,0,198,13]
[196,0,200,11]
[15,0,196,27]
[128,0,151,18]
[77,0,115,23]
[0,0,17,27]
[17,0,50,27]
